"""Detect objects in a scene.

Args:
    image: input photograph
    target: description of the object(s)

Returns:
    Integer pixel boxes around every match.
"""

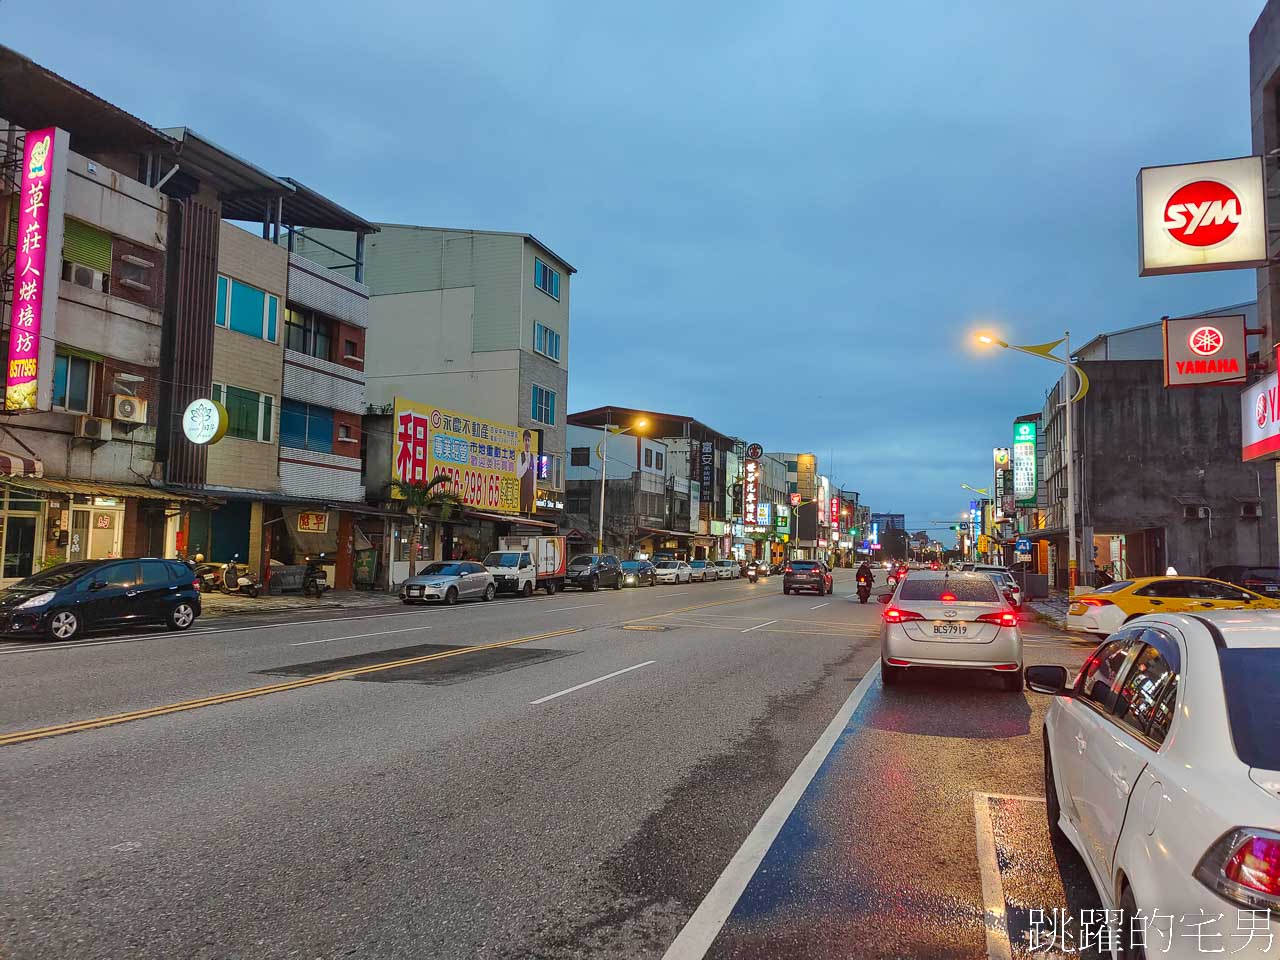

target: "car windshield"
[9,561,99,589]
[621,561,642,570]
[483,553,521,567]
[420,563,464,576]
[655,561,679,569]
[690,561,707,567]
[1218,648,1280,769]
[899,578,999,602]
[569,556,596,566]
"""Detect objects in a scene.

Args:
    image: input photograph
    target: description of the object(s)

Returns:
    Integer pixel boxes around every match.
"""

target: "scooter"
[748,564,767,583]
[857,578,872,604]
[220,555,261,598]
[303,553,329,598]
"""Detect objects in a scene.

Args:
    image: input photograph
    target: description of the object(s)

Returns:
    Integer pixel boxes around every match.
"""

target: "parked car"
[713,559,739,580]
[654,560,692,584]
[982,570,1023,608]
[400,561,495,605]
[0,558,201,641]
[1067,576,1280,638]
[620,560,657,587]
[688,560,712,582]
[880,571,1022,689]
[783,560,831,595]
[1027,611,1279,956]
[1207,564,1280,597]
[565,554,623,591]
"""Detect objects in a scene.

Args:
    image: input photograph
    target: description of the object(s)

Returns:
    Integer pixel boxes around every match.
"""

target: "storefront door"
[0,487,46,583]
[68,505,123,561]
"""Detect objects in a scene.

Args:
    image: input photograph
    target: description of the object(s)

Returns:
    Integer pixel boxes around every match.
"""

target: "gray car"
[400,560,495,605]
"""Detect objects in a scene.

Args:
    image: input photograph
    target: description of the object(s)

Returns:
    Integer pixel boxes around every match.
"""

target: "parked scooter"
[220,555,261,598]
[303,553,329,598]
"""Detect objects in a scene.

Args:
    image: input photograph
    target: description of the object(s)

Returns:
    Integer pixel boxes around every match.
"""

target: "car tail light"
[978,611,1019,628]
[940,592,957,602]
[886,658,912,667]
[783,566,793,574]
[1195,828,1280,909]
[193,578,202,591]
[883,607,925,623]
[1078,598,1114,607]
[991,663,1021,671]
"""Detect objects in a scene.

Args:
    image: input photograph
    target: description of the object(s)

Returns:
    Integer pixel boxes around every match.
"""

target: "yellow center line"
[1,628,580,747]
[625,594,780,624]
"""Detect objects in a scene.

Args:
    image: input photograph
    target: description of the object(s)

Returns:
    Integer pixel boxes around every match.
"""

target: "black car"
[1207,564,1280,597]
[0,558,201,641]
[620,560,657,587]
[565,554,623,591]
[782,559,830,595]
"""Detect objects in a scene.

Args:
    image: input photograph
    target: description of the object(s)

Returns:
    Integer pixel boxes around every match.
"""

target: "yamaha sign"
[1162,313,1247,388]
[1138,157,1268,276]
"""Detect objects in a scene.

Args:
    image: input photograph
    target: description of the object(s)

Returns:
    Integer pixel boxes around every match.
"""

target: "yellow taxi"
[1066,575,1280,636]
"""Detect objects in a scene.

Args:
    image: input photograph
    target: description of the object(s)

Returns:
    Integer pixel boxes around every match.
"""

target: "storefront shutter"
[62,218,113,273]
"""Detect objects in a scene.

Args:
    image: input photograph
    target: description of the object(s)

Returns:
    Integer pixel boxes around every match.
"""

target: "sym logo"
[1187,325,1224,357]
[1163,180,1243,247]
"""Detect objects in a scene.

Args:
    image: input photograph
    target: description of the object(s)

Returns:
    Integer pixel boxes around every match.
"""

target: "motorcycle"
[194,562,225,593]
[747,564,767,583]
[857,577,873,604]
[303,553,329,598]
[220,555,261,598]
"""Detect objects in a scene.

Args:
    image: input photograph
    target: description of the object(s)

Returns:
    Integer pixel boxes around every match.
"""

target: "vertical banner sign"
[743,458,759,524]
[7,127,68,411]
[700,441,714,500]
[1012,421,1037,504]
[830,497,839,536]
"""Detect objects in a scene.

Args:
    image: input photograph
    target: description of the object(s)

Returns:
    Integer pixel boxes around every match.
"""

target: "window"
[140,560,173,587]
[100,562,139,588]
[284,307,332,359]
[570,447,590,466]
[1113,631,1180,744]
[531,384,555,425]
[1220,647,1280,769]
[338,423,354,442]
[899,578,999,602]
[1077,637,1133,709]
[217,275,279,342]
[1134,579,1194,598]
[533,258,560,300]
[644,448,653,468]
[566,492,590,513]
[656,453,664,471]
[1196,580,1254,602]
[344,338,359,360]
[279,400,334,453]
[534,322,561,361]
[52,352,94,413]
[212,383,273,442]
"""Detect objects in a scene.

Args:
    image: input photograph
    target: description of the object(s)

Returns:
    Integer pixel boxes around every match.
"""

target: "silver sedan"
[400,560,495,605]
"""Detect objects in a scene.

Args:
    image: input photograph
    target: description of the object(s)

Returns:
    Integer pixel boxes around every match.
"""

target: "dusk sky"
[4,0,1265,535]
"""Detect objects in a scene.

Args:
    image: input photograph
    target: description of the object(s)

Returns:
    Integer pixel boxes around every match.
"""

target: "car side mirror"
[877,593,892,604]
[1025,664,1071,696]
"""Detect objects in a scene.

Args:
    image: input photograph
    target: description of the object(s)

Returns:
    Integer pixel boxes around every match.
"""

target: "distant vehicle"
[621,560,657,587]
[783,560,830,596]
[1207,564,1280,597]
[489,536,568,596]
[1027,612,1279,956]
[747,562,769,583]
[565,554,623,591]
[654,560,692,584]
[0,558,201,641]
[1067,576,1280,638]
[401,561,495,605]
[982,570,1022,608]
[713,559,739,580]
[688,560,712,582]
[880,571,1022,690]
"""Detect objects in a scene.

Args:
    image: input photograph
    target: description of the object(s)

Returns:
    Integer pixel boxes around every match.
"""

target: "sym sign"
[1163,314,1247,387]
[1138,156,1268,277]
[1242,370,1280,462]
[1012,421,1037,504]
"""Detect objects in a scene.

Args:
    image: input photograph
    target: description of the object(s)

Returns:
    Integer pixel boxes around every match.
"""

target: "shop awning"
[463,510,558,529]
[0,450,42,478]
[3,477,208,502]
[282,507,339,555]
[638,526,697,539]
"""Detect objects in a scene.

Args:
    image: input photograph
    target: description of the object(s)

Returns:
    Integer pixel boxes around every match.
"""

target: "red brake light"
[884,607,925,623]
[1079,597,1114,607]
[978,611,1019,628]
[783,566,793,574]
[940,592,957,602]
[1224,834,1280,897]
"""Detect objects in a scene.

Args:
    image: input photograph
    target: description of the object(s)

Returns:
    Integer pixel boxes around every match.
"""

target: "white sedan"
[653,560,692,584]
[713,560,739,580]
[1027,610,1279,957]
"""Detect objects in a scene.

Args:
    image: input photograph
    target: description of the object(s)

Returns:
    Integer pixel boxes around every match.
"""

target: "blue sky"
[5,0,1265,534]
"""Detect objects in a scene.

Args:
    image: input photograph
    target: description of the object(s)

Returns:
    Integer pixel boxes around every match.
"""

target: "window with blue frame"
[279,400,334,453]
[533,258,560,300]
[531,384,556,425]
[216,274,279,342]
[534,322,561,361]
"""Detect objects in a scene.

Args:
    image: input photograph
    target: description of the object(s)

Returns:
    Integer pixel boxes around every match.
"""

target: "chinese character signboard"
[700,441,714,497]
[391,397,538,514]
[1163,313,1247,387]
[6,127,68,411]
[830,496,839,535]
[775,504,790,535]
[297,512,329,533]
[994,468,1009,518]
[743,457,760,525]
[1013,421,1037,504]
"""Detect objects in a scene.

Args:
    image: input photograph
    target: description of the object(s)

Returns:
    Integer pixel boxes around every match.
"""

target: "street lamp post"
[976,332,1090,595]
[597,417,647,554]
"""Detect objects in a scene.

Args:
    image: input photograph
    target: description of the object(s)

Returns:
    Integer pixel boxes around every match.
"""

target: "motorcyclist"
[856,561,874,586]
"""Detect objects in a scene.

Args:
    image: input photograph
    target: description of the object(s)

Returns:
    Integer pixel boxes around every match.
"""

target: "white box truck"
[484,535,568,596]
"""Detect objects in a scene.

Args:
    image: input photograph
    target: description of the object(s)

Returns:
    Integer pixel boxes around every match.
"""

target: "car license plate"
[931,622,969,637]
[408,586,422,596]
[1266,585,1278,593]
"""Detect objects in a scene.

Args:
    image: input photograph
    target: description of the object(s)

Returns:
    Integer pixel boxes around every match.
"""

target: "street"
[2,571,1102,960]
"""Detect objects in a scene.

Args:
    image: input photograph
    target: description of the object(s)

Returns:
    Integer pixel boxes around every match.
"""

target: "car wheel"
[545,581,558,595]
[1043,732,1067,844]
[881,662,903,686]
[522,581,534,598]
[47,609,81,642]
[245,585,260,599]
[444,587,458,606]
[783,586,791,595]
[613,575,622,590]
[167,602,196,631]
[1000,668,1024,692]
[587,575,598,592]
[482,583,495,601]
[1118,885,1146,960]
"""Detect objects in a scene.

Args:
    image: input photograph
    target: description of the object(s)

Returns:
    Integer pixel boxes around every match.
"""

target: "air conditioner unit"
[1183,505,1210,520]
[1242,502,1264,519]
[111,394,148,424]
[62,260,108,293]
[75,416,112,442]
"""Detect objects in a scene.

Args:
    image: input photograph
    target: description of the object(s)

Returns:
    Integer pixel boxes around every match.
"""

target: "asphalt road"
[1,570,1100,959]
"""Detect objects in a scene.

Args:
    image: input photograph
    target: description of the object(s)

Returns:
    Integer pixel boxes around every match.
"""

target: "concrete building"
[767,452,820,558]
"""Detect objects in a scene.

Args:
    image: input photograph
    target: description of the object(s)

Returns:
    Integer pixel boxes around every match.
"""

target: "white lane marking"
[289,625,430,646]
[977,792,1045,803]
[973,792,1014,960]
[809,602,830,610]
[537,603,604,613]
[739,620,778,634]
[654,592,689,598]
[530,660,656,705]
[661,665,879,960]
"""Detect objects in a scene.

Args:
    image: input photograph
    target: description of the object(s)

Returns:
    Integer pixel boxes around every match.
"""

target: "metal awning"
[4,477,207,502]
[0,450,42,479]
[463,510,557,529]
[637,526,697,539]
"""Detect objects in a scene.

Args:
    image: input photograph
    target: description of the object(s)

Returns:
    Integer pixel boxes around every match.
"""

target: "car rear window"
[1218,648,1280,769]
[790,561,818,569]
[1093,580,1133,593]
[1244,567,1280,580]
[140,560,172,586]
[899,578,999,602]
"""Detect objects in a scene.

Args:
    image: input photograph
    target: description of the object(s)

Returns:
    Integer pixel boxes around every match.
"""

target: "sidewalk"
[1027,592,1069,627]
[198,589,398,621]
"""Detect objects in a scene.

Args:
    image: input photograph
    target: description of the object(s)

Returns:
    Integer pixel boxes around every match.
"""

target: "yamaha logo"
[1163,180,1243,247]
[1187,325,1224,357]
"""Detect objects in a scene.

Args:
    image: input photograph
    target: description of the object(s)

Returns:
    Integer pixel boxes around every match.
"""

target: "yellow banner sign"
[391,398,538,515]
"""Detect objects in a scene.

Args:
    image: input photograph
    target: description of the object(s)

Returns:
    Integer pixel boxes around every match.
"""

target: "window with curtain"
[280,399,334,453]
[531,384,555,425]
[213,383,273,442]
[533,258,560,300]
[52,352,94,413]
[284,306,333,360]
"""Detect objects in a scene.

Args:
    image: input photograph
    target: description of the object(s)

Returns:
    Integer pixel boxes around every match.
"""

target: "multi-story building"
[768,452,820,558]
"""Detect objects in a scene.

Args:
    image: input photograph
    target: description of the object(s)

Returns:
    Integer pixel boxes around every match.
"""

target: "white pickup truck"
[483,535,567,596]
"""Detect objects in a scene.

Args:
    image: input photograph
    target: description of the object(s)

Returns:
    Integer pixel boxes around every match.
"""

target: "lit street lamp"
[975,331,1090,594]
[597,418,647,553]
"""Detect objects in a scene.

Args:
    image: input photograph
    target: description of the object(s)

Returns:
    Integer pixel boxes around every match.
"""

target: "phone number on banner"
[434,465,518,511]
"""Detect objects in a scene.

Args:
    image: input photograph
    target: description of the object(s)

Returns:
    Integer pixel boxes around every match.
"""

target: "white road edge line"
[289,625,431,646]
[809,602,830,610]
[661,665,880,960]
[739,619,777,634]
[530,660,656,705]
[973,792,1014,960]
[537,603,604,613]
